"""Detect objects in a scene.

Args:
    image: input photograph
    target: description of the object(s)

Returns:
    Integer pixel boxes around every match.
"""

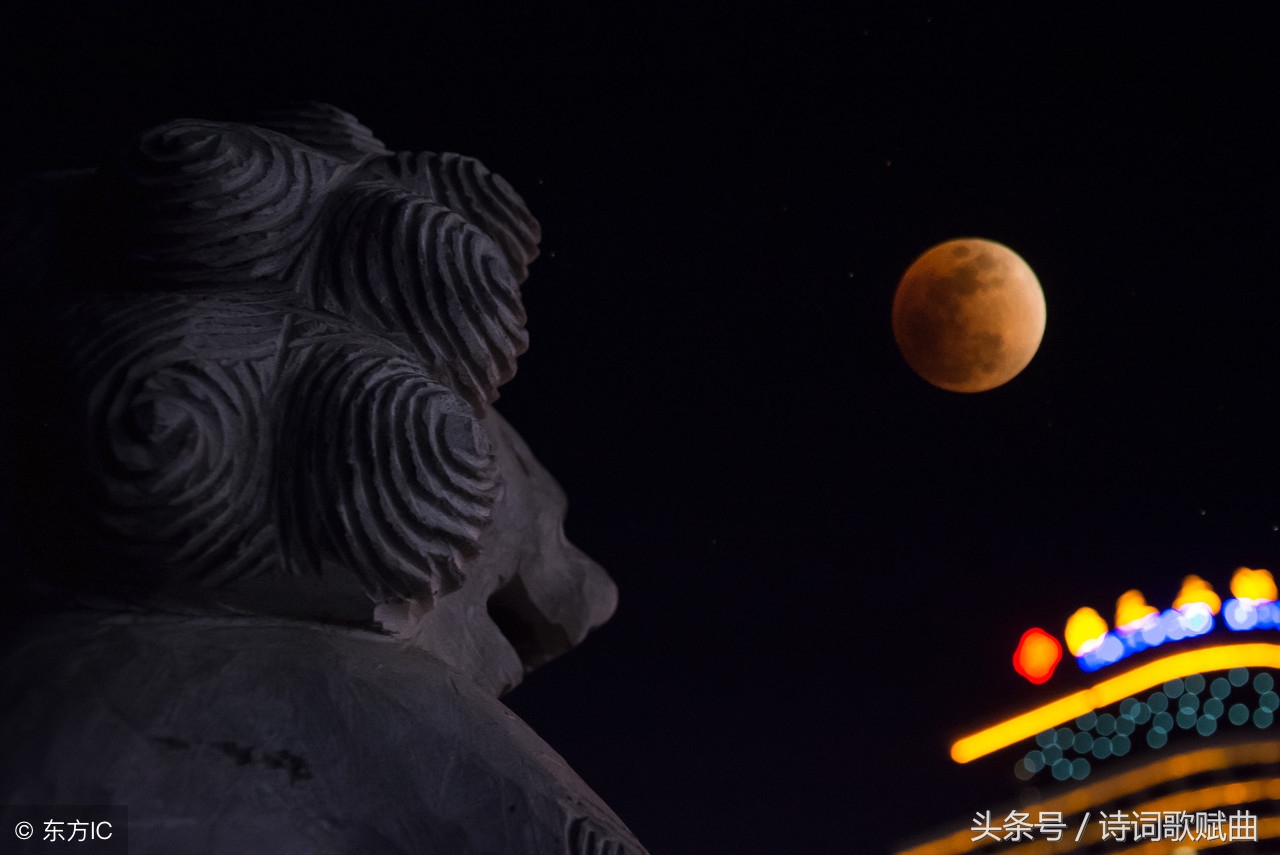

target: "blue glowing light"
[1160,609,1189,641]
[1181,603,1214,634]
[1225,599,1259,631]
[1079,634,1126,671]
[1078,608,1214,672]
[1221,598,1280,631]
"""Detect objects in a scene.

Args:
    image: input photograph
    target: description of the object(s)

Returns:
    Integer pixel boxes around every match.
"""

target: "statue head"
[6,103,616,694]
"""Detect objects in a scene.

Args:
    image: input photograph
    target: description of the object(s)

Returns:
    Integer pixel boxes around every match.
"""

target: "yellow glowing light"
[1064,606,1108,656]
[894,764,1280,855]
[950,642,1280,763]
[1172,574,1221,614]
[899,740,1280,854]
[1030,741,1280,819]
[1231,566,1277,602]
[1114,589,1157,628]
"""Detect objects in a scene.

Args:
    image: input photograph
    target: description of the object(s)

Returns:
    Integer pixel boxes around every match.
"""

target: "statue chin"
[0,103,645,854]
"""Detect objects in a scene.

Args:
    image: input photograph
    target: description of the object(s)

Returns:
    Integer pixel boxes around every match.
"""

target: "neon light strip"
[1005,780,1280,855]
[1077,599,1280,673]
[899,741,1280,854]
[1017,741,1280,818]
[894,757,1280,855]
[1109,814,1280,855]
[951,643,1280,764]
[1076,607,1214,672]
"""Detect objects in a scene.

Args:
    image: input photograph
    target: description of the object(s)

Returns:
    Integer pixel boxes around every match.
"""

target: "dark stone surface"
[0,103,642,854]
[1,613,642,855]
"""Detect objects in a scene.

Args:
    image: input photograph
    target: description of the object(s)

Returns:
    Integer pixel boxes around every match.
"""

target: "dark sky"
[5,4,1280,853]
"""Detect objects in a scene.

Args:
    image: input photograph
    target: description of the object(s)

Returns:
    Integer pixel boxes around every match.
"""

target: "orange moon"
[892,238,1046,393]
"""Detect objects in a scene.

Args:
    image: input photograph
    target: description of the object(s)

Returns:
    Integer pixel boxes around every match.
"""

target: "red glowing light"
[1013,627,1062,684]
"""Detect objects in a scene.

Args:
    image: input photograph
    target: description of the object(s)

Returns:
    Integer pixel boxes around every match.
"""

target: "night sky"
[4,5,1280,853]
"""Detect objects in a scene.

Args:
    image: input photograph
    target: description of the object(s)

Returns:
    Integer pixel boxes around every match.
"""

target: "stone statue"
[0,103,646,854]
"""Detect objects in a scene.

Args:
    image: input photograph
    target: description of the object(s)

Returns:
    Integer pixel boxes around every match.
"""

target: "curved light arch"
[952,643,1280,764]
